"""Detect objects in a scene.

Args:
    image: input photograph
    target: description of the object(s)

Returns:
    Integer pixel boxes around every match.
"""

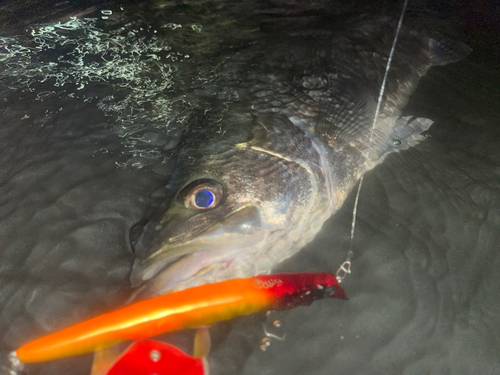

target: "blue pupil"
[194,189,215,208]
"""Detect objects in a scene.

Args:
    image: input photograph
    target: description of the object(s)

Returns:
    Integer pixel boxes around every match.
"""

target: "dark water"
[0,1,499,374]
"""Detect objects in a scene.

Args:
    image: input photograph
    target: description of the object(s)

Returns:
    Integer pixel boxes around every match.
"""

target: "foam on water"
[0,15,197,169]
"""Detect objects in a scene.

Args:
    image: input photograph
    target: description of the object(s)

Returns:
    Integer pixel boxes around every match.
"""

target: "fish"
[12,272,346,365]
[130,16,471,298]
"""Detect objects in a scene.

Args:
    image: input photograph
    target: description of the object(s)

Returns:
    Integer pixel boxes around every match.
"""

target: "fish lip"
[130,255,182,286]
[130,204,264,291]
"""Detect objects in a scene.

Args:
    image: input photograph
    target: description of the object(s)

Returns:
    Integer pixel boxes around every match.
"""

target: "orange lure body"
[15,272,347,363]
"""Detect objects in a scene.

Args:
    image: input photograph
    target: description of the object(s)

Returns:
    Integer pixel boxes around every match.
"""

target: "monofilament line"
[348,0,410,260]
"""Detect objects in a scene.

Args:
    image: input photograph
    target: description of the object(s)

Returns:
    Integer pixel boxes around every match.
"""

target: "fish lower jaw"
[161,261,235,293]
[131,249,246,300]
[128,259,225,301]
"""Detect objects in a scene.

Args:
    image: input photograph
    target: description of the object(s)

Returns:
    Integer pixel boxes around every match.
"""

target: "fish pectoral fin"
[193,327,211,359]
[427,31,472,67]
[316,80,376,143]
[365,116,433,171]
[91,342,131,375]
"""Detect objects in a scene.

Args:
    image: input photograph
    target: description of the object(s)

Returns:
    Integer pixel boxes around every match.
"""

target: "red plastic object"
[106,340,206,375]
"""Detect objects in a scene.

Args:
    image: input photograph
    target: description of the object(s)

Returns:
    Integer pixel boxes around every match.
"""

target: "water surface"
[1,1,499,374]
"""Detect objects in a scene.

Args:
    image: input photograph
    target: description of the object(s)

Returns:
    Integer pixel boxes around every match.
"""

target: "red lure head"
[253,272,348,310]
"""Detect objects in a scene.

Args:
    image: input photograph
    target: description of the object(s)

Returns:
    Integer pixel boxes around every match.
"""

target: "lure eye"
[184,181,223,210]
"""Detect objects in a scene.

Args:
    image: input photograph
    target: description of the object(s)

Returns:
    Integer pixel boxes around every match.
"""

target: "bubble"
[191,24,203,33]
[164,23,182,30]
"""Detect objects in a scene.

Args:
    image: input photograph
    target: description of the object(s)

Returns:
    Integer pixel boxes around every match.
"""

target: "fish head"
[130,115,319,298]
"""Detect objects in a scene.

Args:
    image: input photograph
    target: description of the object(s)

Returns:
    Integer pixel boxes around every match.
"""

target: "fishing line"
[337,0,410,282]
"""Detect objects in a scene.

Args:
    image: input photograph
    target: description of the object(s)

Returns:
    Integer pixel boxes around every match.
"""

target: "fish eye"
[184,181,224,210]
[195,190,214,208]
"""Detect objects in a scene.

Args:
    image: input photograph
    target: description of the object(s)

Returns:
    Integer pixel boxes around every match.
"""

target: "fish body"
[130,17,470,297]
[14,273,346,363]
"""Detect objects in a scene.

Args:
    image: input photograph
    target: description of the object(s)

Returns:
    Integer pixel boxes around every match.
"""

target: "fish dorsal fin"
[316,80,376,143]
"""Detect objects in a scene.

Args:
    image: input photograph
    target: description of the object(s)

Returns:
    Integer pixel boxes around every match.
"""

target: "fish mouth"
[130,205,266,298]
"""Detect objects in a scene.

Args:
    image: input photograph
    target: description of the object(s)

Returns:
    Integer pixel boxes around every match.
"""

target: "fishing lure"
[13,272,347,365]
